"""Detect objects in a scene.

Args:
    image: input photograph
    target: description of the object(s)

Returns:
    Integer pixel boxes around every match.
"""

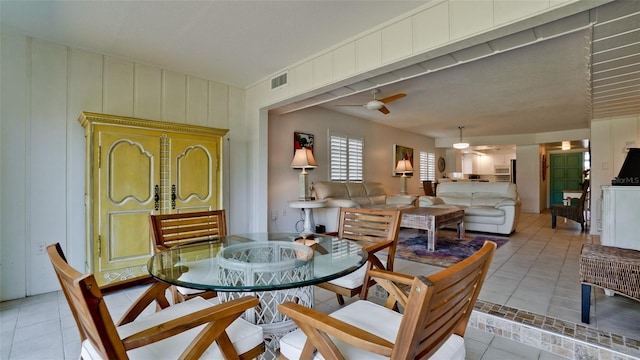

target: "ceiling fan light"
[365,100,384,110]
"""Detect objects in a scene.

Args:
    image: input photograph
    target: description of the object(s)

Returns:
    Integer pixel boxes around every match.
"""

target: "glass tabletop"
[147,232,369,292]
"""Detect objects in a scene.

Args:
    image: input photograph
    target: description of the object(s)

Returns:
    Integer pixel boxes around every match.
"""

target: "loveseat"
[312,182,416,232]
[418,182,521,235]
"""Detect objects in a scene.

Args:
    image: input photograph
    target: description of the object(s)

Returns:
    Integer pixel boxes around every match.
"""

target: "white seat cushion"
[326,262,367,289]
[81,296,263,360]
[279,300,465,360]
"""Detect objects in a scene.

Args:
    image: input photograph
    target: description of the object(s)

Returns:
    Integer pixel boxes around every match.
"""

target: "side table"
[288,199,327,237]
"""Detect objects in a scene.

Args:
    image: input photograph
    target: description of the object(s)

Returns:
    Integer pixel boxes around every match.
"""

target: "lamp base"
[399,174,408,195]
[298,171,310,201]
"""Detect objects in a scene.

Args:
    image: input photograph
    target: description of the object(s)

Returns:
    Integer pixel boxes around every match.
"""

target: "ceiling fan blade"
[379,93,406,104]
[378,106,390,114]
[334,104,364,107]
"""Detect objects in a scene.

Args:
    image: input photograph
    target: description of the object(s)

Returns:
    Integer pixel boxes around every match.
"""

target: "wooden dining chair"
[278,241,497,360]
[47,242,265,360]
[316,207,402,305]
[150,210,226,303]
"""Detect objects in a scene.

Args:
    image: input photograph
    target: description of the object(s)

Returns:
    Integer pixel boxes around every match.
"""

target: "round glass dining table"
[147,232,369,360]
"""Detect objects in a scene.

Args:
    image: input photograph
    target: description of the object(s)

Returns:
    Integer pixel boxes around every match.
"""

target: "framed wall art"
[294,132,314,154]
[393,144,414,177]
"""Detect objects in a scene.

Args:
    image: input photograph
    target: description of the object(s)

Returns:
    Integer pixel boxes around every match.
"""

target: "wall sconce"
[453,126,469,149]
[395,159,413,195]
[291,148,317,200]
[562,141,571,150]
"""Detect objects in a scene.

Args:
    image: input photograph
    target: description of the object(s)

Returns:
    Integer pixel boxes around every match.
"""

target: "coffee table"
[400,207,465,251]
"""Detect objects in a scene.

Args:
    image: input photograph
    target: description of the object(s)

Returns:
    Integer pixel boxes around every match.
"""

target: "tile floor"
[1,211,639,360]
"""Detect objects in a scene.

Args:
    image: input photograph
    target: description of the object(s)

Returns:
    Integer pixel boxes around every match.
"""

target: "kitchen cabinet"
[79,112,228,288]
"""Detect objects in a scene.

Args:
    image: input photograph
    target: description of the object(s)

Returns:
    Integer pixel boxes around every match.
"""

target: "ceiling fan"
[335,89,406,114]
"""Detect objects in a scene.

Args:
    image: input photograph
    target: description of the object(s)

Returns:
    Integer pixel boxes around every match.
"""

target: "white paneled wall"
[0,30,241,300]
[590,115,640,235]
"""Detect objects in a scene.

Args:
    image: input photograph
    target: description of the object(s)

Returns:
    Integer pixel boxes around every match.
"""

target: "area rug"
[395,229,509,268]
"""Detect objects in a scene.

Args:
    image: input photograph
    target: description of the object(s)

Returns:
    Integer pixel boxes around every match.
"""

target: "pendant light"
[453,126,469,149]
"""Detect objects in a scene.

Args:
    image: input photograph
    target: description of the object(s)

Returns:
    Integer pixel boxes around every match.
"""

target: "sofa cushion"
[464,206,504,217]
[438,195,473,207]
[315,182,350,200]
[346,183,371,206]
[363,183,387,205]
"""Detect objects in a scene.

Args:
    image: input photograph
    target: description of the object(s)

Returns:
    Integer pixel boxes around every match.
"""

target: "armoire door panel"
[170,134,220,211]
[105,211,152,264]
[95,126,160,284]
[107,138,155,204]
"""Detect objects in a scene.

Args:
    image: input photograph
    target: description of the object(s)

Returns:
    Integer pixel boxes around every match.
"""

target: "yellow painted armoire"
[79,112,228,288]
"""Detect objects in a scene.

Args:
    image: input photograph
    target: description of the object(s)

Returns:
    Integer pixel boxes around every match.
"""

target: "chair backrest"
[338,207,401,269]
[575,179,590,209]
[392,241,496,359]
[47,243,129,358]
[150,209,227,250]
[422,181,435,196]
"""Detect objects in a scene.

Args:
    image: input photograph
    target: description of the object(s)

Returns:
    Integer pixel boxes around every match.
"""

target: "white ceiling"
[2,0,639,151]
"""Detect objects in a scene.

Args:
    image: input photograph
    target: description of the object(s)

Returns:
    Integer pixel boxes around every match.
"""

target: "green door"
[550,153,583,206]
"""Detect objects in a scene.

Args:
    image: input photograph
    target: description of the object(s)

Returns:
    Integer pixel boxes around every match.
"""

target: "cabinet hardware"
[171,184,176,209]
[154,185,160,210]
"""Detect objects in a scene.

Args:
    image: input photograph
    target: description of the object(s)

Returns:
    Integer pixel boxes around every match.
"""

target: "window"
[329,132,363,182]
[419,151,436,182]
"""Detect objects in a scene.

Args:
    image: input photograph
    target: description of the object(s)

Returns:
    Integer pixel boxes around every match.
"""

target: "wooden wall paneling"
[355,32,382,72]
[495,1,550,26]
[30,38,68,294]
[134,63,162,121]
[312,52,333,87]
[104,56,134,117]
[67,48,103,272]
[381,18,413,64]
[162,70,187,123]
[0,31,29,300]
[208,81,229,129]
[449,1,494,41]
[413,2,450,53]
[292,61,313,95]
[187,75,208,126]
[332,43,356,81]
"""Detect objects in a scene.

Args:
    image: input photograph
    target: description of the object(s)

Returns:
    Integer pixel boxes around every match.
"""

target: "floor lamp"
[291,148,317,200]
[395,159,413,195]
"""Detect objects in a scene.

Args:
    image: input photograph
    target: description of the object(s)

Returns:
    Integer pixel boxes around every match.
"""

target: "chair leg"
[336,294,345,305]
[581,284,591,324]
[551,215,557,228]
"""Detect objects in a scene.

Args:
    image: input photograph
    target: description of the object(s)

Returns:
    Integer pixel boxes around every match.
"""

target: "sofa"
[418,182,521,235]
[312,182,416,232]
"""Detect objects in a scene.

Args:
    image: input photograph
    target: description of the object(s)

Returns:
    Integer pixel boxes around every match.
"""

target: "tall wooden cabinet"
[79,112,228,288]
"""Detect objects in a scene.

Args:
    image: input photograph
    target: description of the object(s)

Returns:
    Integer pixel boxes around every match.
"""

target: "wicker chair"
[551,180,589,231]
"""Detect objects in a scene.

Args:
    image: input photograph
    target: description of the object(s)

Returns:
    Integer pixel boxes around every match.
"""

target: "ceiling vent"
[270,71,288,90]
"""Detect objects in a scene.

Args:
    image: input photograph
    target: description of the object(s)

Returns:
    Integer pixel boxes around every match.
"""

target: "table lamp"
[291,148,317,200]
[395,159,413,195]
